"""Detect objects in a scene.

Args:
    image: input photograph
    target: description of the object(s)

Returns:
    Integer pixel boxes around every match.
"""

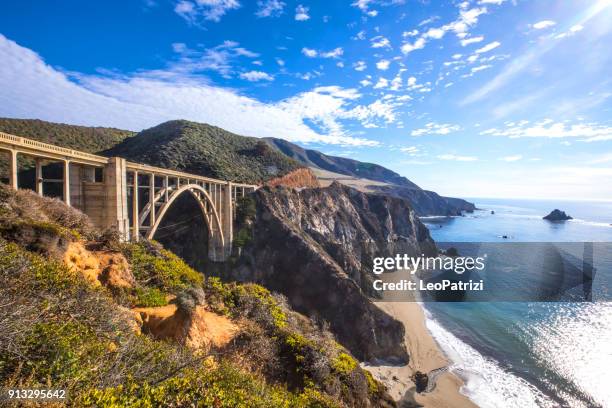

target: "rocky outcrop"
[265,167,320,188]
[543,209,573,221]
[370,185,475,216]
[232,182,436,362]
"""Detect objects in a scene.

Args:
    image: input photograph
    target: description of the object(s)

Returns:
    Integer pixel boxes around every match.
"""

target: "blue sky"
[1,0,611,199]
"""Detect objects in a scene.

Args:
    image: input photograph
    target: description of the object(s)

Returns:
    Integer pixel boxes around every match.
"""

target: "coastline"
[364,301,477,407]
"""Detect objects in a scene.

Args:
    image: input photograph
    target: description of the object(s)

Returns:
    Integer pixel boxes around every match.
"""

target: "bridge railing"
[0,131,109,165]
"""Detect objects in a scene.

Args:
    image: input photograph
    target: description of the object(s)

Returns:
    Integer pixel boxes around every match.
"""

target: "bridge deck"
[0,131,256,189]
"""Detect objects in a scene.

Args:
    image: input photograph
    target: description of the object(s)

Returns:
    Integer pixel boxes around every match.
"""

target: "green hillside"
[104,120,304,184]
[0,118,135,153]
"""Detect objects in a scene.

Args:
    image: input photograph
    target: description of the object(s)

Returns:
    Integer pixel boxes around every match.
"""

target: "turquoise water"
[421,199,612,408]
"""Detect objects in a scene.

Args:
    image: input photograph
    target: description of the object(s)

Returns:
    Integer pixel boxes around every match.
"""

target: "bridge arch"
[145,184,225,259]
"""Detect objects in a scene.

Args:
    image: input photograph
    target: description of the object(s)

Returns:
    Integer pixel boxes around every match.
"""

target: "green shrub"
[134,287,168,307]
[122,241,203,291]
[331,353,358,376]
[77,362,340,408]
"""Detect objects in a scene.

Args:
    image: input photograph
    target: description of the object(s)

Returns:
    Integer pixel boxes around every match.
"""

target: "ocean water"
[420,198,612,408]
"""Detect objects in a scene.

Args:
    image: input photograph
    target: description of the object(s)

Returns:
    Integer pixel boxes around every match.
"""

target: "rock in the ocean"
[543,209,573,221]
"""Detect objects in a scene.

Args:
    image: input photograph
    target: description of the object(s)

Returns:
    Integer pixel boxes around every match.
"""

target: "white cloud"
[461,35,484,46]
[531,20,556,30]
[302,47,343,59]
[475,41,500,53]
[400,146,419,155]
[437,154,478,161]
[0,34,381,147]
[403,29,419,37]
[555,24,585,39]
[301,47,317,57]
[239,70,274,81]
[480,120,612,142]
[354,30,366,40]
[371,35,391,49]
[275,57,285,66]
[424,27,446,39]
[373,77,389,89]
[255,0,285,17]
[411,122,460,136]
[353,61,367,71]
[570,24,584,33]
[418,16,439,27]
[376,59,391,70]
[320,47,344,58]
[163,40,259,77]
[499,154,523,162]
[402,6,487,54]
[359,79,373,87]
[471,64,492,73]
[174,0,240,24]
[401,37,426,54]
[295,4,310,21]
[479,0,505,4]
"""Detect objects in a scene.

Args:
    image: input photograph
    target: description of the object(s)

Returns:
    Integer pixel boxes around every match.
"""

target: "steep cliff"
[232,182,436,362]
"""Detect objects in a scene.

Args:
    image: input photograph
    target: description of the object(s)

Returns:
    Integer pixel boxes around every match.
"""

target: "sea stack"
[543,209,573,221]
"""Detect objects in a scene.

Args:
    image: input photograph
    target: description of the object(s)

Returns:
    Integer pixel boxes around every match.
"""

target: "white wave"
[420,305,556,408]
[567,218,612,228]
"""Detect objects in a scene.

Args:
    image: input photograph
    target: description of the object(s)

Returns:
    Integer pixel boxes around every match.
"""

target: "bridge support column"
[63,160,71,206]
[222,181,233,259]
[35,158,43,196]
[131,171,139,241]
[8,150,18,190]
[103,158,129,241]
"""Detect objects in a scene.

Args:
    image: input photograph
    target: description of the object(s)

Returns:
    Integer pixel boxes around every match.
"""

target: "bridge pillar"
[104,158,129,241]
[35,158,43,196]
[131,170,139,241]
[222,181,233,259]
[62,160,71,206]
[8,150,18,190]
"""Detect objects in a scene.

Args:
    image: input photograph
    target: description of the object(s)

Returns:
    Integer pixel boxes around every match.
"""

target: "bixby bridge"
[0,132,257,261]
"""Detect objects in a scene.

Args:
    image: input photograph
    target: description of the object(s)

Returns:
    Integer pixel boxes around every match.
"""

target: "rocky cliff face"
[232,182,436,362]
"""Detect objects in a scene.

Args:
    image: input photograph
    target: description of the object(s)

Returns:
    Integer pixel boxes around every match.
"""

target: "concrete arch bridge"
[0,132,257,261]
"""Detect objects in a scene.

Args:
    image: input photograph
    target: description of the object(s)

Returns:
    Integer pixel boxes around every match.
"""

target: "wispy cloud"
[475,41,500,54]
[411,122,460,136]
[353,61,367,71]
[174,0,240,24]
[481,120,612,142]
[371,35,391,49]
[499,154,523,162]
[531,20,556,30]
[461,35,484,46]
[302,46,343,59]
[437,154,478,161]
[255,0,284,17]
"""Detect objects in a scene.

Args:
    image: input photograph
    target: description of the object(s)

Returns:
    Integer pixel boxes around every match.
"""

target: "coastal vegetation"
[0,184,393,407]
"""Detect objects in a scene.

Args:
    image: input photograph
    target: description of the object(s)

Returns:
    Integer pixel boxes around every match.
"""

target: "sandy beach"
[362,265,476,407]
